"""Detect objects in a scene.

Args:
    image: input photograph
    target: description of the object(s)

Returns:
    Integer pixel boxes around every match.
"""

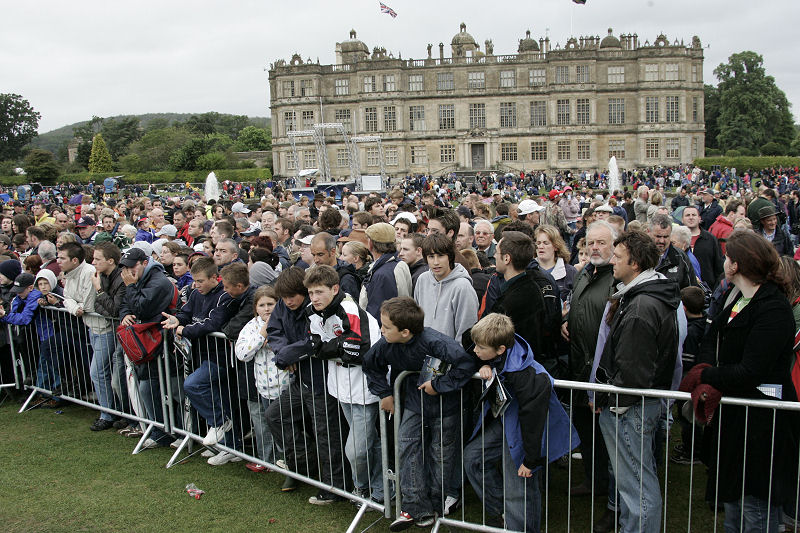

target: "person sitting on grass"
[464,312,578,532]
[363,297,477,531]
[235,285,291,473]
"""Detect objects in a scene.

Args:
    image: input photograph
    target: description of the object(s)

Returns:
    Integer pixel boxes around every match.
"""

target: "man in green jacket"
[561,220,617,532]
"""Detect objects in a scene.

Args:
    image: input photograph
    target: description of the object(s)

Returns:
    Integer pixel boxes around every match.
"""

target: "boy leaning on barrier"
[362,296,477,531]
[464,313,577,532]
[303,264,384,507]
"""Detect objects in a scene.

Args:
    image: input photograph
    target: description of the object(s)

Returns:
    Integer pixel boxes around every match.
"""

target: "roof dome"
[599,28,621,49]
[451,22,477,47]
[340,29,369,53]
[518,30,540,53]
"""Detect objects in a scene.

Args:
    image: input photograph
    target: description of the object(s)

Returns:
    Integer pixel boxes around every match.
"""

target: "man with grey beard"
[560,220,618,532]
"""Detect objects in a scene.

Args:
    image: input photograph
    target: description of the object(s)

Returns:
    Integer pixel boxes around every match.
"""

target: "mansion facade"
[268,24,705,179]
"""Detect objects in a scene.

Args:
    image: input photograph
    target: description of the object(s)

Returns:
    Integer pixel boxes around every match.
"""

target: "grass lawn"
[0,395,722,532]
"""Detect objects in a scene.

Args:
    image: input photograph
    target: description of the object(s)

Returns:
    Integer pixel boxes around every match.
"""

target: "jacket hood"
[335,259,356,277]
[140,260,166,284]
[430,263,472,286]
[624,276,681,310]
[34,269,58,292]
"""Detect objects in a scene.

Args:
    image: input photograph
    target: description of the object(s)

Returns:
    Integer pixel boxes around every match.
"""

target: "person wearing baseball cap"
[697,188,722,231]
[154,224,178,240]
[517,199,545,226]
[361,222,412,323]
[134,215,155,244]
[75,216,97,245]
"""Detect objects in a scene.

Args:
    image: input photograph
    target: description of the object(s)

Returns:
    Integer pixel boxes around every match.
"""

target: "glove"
[679,363,711,393]
[316,337,342,360]
[339,334,363,365]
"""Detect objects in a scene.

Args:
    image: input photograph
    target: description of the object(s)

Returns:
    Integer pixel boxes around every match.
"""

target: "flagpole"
[570,2,574,37]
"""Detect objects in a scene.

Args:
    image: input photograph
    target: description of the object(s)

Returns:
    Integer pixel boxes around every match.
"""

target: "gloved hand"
[339,334,363,365]
[316,337,342,360]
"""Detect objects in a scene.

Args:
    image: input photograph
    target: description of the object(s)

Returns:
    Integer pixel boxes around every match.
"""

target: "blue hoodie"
[472,335,579,469]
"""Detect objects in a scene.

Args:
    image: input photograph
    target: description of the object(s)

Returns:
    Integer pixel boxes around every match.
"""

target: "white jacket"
[308,294,381,405]
[63,261,110,334]
[235,315,291,400]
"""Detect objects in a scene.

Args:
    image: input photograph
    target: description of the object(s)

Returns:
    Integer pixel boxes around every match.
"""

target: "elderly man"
[309,232,360,298]
[633,186,649,224]
[455,222,474,251]
[649,214,697,290]
[473,219,496,264]
[697,188,722,231]
[561,221,617,524]
[758,205,793,256]
[213,238,242,270]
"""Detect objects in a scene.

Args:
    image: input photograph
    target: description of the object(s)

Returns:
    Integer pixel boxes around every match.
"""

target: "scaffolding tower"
[287,130,317,181]
[313,122,360,185]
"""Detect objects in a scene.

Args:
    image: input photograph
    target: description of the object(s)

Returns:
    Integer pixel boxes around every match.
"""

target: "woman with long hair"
[534,224,576,301]
[696,230,799,532]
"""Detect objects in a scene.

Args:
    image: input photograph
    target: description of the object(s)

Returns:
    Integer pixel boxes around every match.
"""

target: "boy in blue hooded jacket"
[464,313,579,532]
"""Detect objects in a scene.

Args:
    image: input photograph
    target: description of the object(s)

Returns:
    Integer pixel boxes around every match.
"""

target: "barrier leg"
[18,390,39,413]
[344,503,368,533]
[132,423,156,455]
[166,435,192,469]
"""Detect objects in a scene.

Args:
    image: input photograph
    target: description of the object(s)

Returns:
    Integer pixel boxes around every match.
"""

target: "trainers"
[89,418,115,432]
[141,438,161,450]
[308,490,343,505]
[169,439,183,449]
[390,512,415,531]
[201,449,216,458]
[124,427,143,438]
[202,418,233,446]
[443,496,461,516]
[275,458,288,470]
[207,450,242,466]
[112,419,128,430]
[281,476,298,492]
[415,515,436,527]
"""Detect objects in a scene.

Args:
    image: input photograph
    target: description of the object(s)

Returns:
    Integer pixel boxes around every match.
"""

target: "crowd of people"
[1,167,800,533]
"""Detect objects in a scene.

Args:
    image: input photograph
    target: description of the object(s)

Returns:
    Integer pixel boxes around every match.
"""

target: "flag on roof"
[572,0,587,4]
[380,2,397,17]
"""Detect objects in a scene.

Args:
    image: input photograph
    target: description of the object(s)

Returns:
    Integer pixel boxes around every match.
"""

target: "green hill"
[30,113,270,154]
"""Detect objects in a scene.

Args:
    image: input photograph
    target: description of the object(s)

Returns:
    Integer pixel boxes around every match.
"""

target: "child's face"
[256,296,276,323]
[380,313,410,344]
[37,278,51,295]
[307,284,338,311]
[474,343,505,361]
[172,258,188,277]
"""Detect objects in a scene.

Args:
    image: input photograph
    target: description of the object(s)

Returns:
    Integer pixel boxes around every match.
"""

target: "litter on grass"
[185,483,205,499]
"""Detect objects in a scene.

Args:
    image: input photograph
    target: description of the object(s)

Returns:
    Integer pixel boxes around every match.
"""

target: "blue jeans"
[464,418,542,532]
[599,399,662,533]
[89,331,117,421]
[184,359,240,449]
[35,336,61,391]
[398,410,459,520]
[247,397,281,463]
[724,496,780,533]
[340,402,384,501]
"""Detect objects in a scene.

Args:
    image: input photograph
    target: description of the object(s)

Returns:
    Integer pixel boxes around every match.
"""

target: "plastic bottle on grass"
[185,483,205,499]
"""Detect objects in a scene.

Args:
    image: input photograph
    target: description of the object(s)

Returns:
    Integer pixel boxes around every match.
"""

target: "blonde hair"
[470,313,515,350]
[534,225,570,261]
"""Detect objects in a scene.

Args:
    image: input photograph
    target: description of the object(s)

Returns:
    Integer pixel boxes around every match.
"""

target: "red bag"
[117,322,163,365]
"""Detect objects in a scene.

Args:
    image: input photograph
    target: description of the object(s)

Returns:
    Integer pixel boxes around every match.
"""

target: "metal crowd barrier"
[1,324,23,398]
[13,306,172,454]
[388,371,800,533]
[162,331,391,531]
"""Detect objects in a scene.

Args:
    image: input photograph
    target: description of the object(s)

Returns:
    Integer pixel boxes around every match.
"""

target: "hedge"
[693,157,800,172]
[0,168,272,187]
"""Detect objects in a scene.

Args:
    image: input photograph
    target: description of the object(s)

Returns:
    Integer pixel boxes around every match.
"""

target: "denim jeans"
[247,397,281,463]
[89,331,117,421]
[398,410,459,520]
[136,359,182,444]
[184,358,240,449]
[599,399,662,533]
[724,496,780,533]
[464,418,542,532]
[340,401,384,501]
[35,336,61,391]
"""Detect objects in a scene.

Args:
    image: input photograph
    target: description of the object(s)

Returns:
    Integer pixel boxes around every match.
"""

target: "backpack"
[116,284,179,365]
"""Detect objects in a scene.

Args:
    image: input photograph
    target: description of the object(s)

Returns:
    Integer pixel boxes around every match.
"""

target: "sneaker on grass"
[308,490,344,505]
[207,450,242,466]
[389,512,415,531]
[443,495,461,516]
[201,449,216,458]
[202,418,233,446]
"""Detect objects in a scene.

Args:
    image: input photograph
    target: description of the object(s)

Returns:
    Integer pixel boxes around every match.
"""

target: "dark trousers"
[572,398,610,491]
[265,379,346,489]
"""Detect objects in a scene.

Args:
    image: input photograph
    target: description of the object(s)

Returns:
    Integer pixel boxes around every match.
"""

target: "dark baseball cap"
[11,272,35,294]
[75,216,96,228]
[119,247,148,267]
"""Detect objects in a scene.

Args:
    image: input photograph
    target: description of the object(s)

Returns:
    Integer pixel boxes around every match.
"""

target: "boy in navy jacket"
[363,297,476,530]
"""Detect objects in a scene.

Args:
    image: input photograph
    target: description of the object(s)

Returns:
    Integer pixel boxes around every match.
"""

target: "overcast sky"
[2,0,797,134]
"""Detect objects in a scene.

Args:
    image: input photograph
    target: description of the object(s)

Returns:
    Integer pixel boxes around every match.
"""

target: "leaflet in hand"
[475,368,511,419]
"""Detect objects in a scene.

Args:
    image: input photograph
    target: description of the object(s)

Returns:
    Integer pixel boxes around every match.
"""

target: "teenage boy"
[414,233,478,342]
[161,257,241,465]
[464,313,577,532]
[363,297,477,530]
[265,267,346,498]
[303,265,384,506]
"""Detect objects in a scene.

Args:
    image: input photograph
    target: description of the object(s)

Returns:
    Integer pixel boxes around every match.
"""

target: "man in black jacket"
[90,242,128,432]
[649,214,698,290]
[757,205,793,256]
[697,189,722,231]
[596,231,680,533]
[682,206,724,288]
[119,247,178,448]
